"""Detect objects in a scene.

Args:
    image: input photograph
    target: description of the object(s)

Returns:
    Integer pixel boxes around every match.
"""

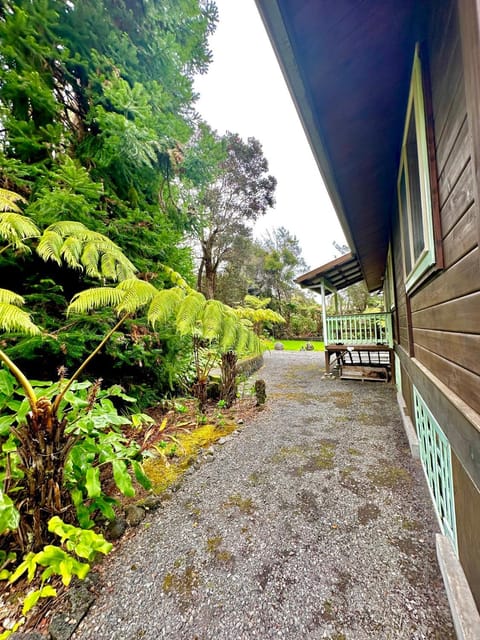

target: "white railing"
[325,313,393,347]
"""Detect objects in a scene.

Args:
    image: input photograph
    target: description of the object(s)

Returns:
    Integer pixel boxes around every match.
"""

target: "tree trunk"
[11,397,75,551]
[203,255,216,299]
[220,351,237,408]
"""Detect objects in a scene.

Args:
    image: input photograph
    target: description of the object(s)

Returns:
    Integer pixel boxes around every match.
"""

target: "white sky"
[193,0,346,271]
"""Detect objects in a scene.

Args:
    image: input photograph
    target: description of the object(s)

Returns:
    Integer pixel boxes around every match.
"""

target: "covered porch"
[296,252,394,382]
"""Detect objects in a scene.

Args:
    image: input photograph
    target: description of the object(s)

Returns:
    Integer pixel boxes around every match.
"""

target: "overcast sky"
[193,0,346,271]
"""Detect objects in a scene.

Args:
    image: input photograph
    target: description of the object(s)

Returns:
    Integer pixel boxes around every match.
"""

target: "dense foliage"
[0,0,218,398]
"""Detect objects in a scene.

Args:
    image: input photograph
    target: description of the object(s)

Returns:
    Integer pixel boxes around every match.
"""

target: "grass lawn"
[264,339,325,352]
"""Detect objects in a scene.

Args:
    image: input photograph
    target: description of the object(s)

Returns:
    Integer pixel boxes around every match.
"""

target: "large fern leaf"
[0,212,40,251]
[201,300,227,341]
[218,312,241,351]
[67,287,126,315]
[0,301,40,335]
[147,287,185,327]
[0,188,27,213]
[0,288,25,306]
[37,221,136,281]
[116,278,158,313]
[175,292,205,336]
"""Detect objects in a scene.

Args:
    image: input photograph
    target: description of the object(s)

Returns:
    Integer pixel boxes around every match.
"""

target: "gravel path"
[73,351,455,640]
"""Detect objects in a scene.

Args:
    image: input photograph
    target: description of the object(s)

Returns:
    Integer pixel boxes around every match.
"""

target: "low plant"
[0,516,112,639]
[0,369,151,550]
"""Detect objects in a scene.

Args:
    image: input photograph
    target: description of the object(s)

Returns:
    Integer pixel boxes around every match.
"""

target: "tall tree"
[258,227,307,317]
[0,0,218,385]
[183,127,276,299]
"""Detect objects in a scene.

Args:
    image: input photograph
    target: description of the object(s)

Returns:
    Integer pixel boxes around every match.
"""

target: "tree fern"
[37,221,136,281]
[0,188,27,213]
[0,212,40,252]
[218,312,241,352]
[0,299,40,336]
[201,299,227,341]
[67,287,126,315]
[116,278,158,313]
[147,287,186,326]
[175,292,205,336]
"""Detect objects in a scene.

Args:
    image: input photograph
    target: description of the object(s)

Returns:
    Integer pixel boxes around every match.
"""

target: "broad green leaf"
[85,467,101,498]
[8,552,37,584]
[0,369,14,397]
[0,415,13,437]
[132,460,152,490]
[0,491,20,535]
[112,459,134,497]
[22,585,57,615]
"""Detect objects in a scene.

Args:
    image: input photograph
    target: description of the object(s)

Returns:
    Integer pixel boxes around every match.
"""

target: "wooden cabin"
[255,0,480,628]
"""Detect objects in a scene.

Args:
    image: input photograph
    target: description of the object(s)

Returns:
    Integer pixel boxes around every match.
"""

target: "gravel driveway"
[73,351,455,640]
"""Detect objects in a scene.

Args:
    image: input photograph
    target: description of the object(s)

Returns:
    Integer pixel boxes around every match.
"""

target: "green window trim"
[414,386,457,553]
[398,46,436,292]
[384,244,395,311]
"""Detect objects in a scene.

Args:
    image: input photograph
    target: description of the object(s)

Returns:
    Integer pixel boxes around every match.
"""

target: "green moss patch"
[143,422,236,493]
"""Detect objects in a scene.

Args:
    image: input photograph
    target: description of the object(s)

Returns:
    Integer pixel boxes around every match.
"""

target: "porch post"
[320,279,328,345]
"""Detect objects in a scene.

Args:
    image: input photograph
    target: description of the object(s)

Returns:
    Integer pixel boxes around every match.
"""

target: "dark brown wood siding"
[452,452,480,608]
[409,0,480,416]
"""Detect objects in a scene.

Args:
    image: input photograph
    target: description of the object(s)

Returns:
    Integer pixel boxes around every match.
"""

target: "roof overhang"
[255,0,418,290]
[295,252,363,293]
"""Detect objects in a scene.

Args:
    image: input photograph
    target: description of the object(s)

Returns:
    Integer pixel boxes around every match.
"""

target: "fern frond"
[0,188,27,213]
[147,287,185,327]
[234,323,251,354]
[201,300,227,341]
[0,302,41,335]
[67,287,125,315]
[246,330,262,355]
[175,292,205,336]
[37,230,65,266]
[116,278,158,314]
[38,221,137,281]
[0,212,40,250]
[59,235,83,270]
[160,264,192,291]
[80,242,101,278]
[218,312,240,351]
[0,288,25,306]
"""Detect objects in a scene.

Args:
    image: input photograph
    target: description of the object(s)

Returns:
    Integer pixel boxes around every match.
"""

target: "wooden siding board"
[413,328,480,376]
[396,345,480,492]
[443,202,478,267]
[452,452,480,609]
[415,344,480,414]
[412,291,480,333]
[440,159,475,237]
[410,247,479,312]
[438,116,470,206]
[458,0,480,248]
[435,77,466,177]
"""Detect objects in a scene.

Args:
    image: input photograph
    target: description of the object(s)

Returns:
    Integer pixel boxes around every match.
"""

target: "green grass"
[264,339,324,352]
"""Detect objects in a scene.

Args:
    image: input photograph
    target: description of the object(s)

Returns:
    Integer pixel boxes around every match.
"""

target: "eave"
[255,0,418,290]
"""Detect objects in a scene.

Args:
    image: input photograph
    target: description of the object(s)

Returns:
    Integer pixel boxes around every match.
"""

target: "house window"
[398,47,436,291]
[414,387,457,552]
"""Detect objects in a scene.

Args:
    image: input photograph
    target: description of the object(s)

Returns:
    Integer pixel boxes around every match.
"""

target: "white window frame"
[398,46,436,291]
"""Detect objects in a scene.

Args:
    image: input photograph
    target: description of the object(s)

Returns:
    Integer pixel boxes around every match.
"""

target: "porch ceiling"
[296,252,363,293]
[255,0,418,290]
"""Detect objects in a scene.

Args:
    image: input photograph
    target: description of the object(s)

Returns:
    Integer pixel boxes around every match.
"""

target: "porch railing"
[325,313,393,347]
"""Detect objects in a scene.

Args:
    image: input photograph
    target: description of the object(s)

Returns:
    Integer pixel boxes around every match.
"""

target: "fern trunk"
[10,398,75,551]
[220,351,237,408]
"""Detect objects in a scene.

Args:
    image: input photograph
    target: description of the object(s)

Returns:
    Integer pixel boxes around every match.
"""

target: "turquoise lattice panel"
[414,387,457,553]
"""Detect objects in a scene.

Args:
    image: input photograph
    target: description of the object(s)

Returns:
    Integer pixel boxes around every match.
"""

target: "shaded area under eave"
[296,252,363,293]
[255,0,418,290]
